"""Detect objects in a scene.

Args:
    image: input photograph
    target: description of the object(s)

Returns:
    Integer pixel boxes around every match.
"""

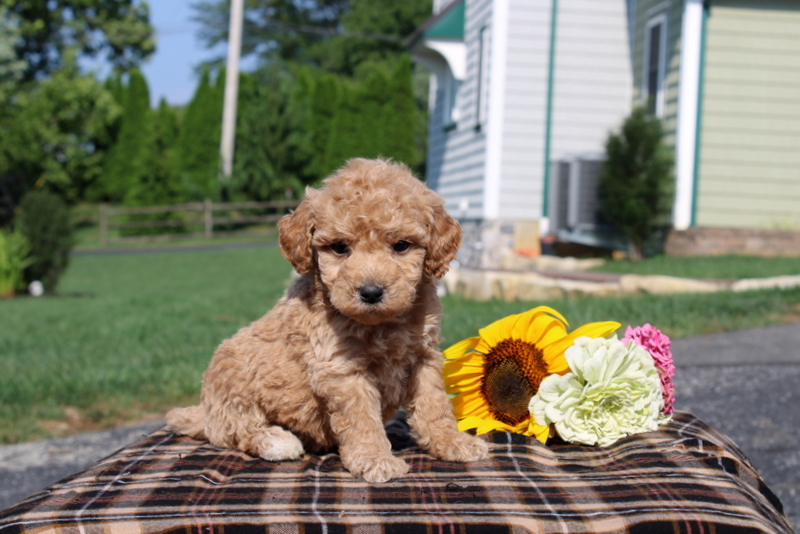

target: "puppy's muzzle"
[358,284,384,304]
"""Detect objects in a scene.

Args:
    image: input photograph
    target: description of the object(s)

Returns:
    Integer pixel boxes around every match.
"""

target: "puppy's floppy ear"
[278,189,316,275]
[424,191,462,279]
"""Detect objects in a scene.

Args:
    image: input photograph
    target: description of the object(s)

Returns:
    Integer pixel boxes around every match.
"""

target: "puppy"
[167,158,488,482]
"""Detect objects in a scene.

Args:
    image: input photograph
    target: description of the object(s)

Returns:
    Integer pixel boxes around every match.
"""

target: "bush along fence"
[98,199,300,245]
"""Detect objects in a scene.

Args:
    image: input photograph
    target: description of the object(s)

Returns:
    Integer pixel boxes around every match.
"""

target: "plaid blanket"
[0,412,792,534]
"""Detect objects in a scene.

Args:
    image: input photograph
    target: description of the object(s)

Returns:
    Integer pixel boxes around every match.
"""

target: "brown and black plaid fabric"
[0,412,792,534]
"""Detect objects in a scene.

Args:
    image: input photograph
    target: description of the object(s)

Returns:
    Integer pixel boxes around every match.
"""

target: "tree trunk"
[628,240,644,262]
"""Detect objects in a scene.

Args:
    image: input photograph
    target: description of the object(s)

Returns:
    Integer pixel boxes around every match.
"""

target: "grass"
[592,254,800,279]
[1,246,798,444]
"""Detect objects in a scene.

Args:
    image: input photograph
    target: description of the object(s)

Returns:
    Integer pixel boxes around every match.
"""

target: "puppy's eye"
[330,242,349,255]
[393,241,411,253]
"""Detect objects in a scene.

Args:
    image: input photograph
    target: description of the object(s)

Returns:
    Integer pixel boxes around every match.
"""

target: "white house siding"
[492,0,633,223]
[549,1,633,170]
[695,0,800,229]
[426,0,493,221]
[495,0,552,221]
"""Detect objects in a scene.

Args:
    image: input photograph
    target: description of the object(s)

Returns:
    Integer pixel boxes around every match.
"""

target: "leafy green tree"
[194,0,430,75]
[3,0,154,80]
[192,0,432,191]
[598,107,673,261]
[0,63,120,203]
[99,68,154,203]
[0,7,25,99]
[192,0,348,68]
[322,0,432,75]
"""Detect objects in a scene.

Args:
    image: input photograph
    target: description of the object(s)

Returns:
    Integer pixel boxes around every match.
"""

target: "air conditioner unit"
[547,154,627,250]
[549,153,605,233]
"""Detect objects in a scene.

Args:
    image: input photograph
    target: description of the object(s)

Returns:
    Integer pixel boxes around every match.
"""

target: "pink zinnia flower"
[623,324,675,415]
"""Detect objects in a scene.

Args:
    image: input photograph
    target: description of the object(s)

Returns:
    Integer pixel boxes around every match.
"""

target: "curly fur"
[167,158,488,483]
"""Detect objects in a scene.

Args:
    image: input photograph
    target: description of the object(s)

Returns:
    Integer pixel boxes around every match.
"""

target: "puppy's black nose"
[359,284,384,304]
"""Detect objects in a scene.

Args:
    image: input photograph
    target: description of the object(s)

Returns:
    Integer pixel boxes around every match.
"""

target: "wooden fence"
[98,199,300,246]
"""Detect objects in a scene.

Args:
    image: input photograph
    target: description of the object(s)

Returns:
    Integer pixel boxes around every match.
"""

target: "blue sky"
[140,1,225,107]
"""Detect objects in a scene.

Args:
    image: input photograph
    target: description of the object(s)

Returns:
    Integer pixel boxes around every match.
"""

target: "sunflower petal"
[510,306,568,341]
[530,421,551,443]
[443,336,482,360]
[450,393,488,416]
[478,313,520,348]
[444,373,482,391]
[570,320,621,340]
[443,352,485,376]
[457,415,492,432]
[544,321,621,362]
[538,320,569,348]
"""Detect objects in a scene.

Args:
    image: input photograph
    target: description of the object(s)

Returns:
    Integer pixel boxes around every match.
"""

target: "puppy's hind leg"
[204,404,305,461]
[166,405,207,440]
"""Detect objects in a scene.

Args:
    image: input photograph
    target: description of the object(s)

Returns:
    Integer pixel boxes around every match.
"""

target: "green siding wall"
[631,0,684,147]
[696,0,800,229]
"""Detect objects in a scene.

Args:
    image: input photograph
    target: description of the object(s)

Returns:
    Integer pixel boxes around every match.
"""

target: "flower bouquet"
[443,307,675,447]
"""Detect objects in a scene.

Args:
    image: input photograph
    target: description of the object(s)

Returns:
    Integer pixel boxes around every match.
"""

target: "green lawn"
[1,246,798,444]
[592,254,800,279]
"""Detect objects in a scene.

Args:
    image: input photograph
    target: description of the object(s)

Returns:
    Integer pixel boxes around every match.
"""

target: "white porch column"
[483,0,509,220]
[673,0,705,229]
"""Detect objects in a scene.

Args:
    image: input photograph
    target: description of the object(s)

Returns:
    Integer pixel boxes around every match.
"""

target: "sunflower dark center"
[481,339,549,426]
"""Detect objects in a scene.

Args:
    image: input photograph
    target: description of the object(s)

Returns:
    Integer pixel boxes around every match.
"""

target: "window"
[441,71,461,131]
[475,24,490,129]
[644,12,667,116]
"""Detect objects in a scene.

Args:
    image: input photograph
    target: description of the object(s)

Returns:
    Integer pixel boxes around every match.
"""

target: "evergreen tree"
[126,98,182,206]
[177,68,222,200]
[381,55,418,166]
[598,107,673,260]
[100,68,153,203]
[306,73,340,179]
[325,81,365,173]
[231,68,309,201]
[358,69,390,159]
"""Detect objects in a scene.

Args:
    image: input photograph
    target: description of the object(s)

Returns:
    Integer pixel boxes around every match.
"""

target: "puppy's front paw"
[346,454,409,483]
[429,432,489,462]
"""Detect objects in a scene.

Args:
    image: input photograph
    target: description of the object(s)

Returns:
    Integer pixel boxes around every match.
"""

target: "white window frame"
[441,69,461,130]
[475,24,491,129]
[643,11,668,117]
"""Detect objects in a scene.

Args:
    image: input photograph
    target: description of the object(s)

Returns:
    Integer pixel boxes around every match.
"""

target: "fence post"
[99,204,109,247]
[204,198,213,239]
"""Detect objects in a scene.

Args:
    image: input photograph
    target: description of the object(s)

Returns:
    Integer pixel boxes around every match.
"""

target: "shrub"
[16,190,75,293]
[599,107,673,260]
[0,229,33,297]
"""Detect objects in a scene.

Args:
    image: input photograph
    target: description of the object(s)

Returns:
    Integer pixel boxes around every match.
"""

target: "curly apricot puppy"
[167,158,488,482]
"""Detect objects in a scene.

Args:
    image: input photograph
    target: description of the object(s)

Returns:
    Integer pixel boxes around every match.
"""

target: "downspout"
[690,1,709,227]
[540,0,558,234]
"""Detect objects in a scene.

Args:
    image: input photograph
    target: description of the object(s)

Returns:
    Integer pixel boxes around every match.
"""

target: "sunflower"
[443,306,620,443]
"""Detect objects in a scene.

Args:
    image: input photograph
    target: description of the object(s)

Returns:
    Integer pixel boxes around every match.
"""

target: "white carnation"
[529,336,665,447]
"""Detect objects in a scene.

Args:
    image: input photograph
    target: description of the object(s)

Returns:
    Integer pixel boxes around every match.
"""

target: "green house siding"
[696,0,800,229]
[631,0,684,147]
